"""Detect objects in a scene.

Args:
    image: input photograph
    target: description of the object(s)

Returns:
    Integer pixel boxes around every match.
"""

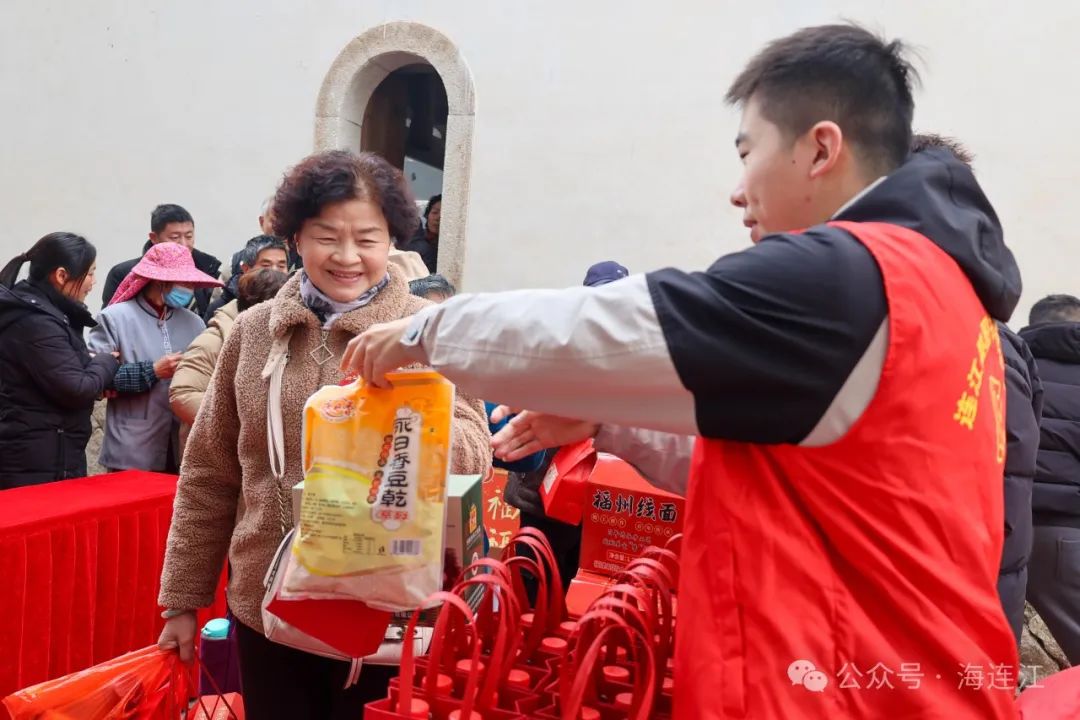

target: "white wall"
[1,0,1076,324]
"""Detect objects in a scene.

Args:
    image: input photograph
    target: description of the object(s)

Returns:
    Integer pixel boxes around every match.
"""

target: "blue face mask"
[164,286,194,308]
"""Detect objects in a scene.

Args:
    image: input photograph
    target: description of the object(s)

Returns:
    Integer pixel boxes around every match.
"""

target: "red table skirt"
[0,471,227,700]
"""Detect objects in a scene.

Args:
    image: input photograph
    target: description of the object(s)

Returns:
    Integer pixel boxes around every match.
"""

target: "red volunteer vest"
[674,222,1017,719]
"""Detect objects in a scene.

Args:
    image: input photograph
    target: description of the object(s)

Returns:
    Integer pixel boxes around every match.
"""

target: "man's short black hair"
[151,204,194,234]
[409,273,456,299]
[1030,294,1080,325]
[910,133,975,168]
[727,23,918,176]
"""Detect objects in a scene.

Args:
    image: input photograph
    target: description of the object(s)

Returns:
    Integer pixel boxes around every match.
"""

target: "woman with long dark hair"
[0,232,119,489]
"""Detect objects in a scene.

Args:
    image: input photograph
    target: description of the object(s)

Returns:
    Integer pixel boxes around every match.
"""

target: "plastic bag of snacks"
[283,371,455,611]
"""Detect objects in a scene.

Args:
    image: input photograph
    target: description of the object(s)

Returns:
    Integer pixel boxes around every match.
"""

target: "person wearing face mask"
[0,233,120,489]
[88,242,221,473]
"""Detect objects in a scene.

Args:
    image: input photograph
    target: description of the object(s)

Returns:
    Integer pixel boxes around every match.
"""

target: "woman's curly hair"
[271,150,420,246]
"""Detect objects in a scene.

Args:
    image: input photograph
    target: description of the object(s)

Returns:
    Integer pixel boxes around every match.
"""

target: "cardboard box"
[482,468,521,559]
[444,473,485,584]
[566,454,685,616]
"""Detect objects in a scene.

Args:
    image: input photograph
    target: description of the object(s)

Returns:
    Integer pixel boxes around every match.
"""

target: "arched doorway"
[315,23,475,288]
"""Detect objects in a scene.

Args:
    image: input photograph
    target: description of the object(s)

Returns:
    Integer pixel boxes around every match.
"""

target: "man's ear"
[148,232,159,245]
[807,121,844,179]
[239,261,251,274]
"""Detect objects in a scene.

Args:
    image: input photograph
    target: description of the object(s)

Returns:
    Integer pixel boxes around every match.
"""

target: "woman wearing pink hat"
[87,242,221,473]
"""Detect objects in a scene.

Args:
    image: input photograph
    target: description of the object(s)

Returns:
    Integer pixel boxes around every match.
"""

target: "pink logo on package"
[788,659,829,693]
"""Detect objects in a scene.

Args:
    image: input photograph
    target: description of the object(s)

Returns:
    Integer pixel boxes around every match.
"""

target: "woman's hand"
[157,611,198,663]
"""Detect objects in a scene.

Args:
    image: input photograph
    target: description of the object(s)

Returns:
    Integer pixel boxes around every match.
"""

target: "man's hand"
[490,406,600,462]
[340,317,416,388]
[154,353,183,380]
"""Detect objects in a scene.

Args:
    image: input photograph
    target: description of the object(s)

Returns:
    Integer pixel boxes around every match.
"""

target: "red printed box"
[567,453,684,616]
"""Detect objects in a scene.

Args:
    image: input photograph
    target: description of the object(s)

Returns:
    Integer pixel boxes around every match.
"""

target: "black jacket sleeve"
[18,317,120,408]
[102,263,125,307]
[645,227,887,443]
[998,324,1043,550]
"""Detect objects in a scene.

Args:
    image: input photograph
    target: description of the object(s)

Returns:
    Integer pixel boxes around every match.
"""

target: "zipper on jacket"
[55,427,65,479]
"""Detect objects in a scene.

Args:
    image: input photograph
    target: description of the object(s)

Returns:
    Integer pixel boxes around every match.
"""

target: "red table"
[0,471,227,699]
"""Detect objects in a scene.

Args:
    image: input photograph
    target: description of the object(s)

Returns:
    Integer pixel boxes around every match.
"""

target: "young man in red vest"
[343,24,1022,719]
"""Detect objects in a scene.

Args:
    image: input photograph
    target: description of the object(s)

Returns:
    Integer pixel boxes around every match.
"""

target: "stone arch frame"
[315,22,475,288]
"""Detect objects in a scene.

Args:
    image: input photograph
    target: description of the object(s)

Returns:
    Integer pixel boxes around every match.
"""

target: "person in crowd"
[910,132,1043,647]
[259,195,276,237]
[101,204,222,317]
[0,233,119,489]
[403,194,440,273]
[204,236,288,320]
[342,25,1023,719]
[157,150,491,718]
[88,243,221,473]
[500,261,630,590]
[408,273,456,303]
[1021,294,1080,664]
[171,268,288,454]
[997,322,1044,644]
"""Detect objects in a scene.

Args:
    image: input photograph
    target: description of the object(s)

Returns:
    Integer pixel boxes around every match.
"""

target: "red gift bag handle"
[462,557,513,585]
[506,528,567,628]
[454,565,521,653]
[562,621,656,720]
[399,591,482,719]
[613,563,675,676]
[664,533,683,558]
[459,558,516,641]
[630,552,673,591]
[503,553,549,660]
[558,608,632,706]
[450,571,520,710]
[599,583,659,637]
[581,596,652,650]
[187,646,243,720]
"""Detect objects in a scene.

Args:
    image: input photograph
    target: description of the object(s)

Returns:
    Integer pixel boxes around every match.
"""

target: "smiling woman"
[156,150,492,717]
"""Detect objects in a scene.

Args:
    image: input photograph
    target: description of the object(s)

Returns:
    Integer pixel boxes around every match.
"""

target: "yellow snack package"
[281,370,454,611]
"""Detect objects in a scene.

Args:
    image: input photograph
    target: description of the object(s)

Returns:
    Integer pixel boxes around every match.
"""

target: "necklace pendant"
[310,341,334,365]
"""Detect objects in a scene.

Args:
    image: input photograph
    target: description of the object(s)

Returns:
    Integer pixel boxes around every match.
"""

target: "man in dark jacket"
[101,204,222,317]
[203,236,288,321]
[997,324,1043,643]
[909,134,1044,646]
[1021,294,1080,664]
[0,279,119,488]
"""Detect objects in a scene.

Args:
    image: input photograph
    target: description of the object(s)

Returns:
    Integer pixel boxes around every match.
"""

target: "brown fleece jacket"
[158,271,491,633]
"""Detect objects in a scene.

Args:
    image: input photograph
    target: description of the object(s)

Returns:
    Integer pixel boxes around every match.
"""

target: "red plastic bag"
[2,646,189,720]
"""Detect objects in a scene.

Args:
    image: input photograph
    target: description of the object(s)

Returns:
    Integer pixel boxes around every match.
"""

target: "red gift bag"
[186,693,244,720]
[538,440,597,525]
[504,528,572,664]
[186,647,245,720]
[2,646,190,720]
[367,592,488,720]
[532,616,656,720]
